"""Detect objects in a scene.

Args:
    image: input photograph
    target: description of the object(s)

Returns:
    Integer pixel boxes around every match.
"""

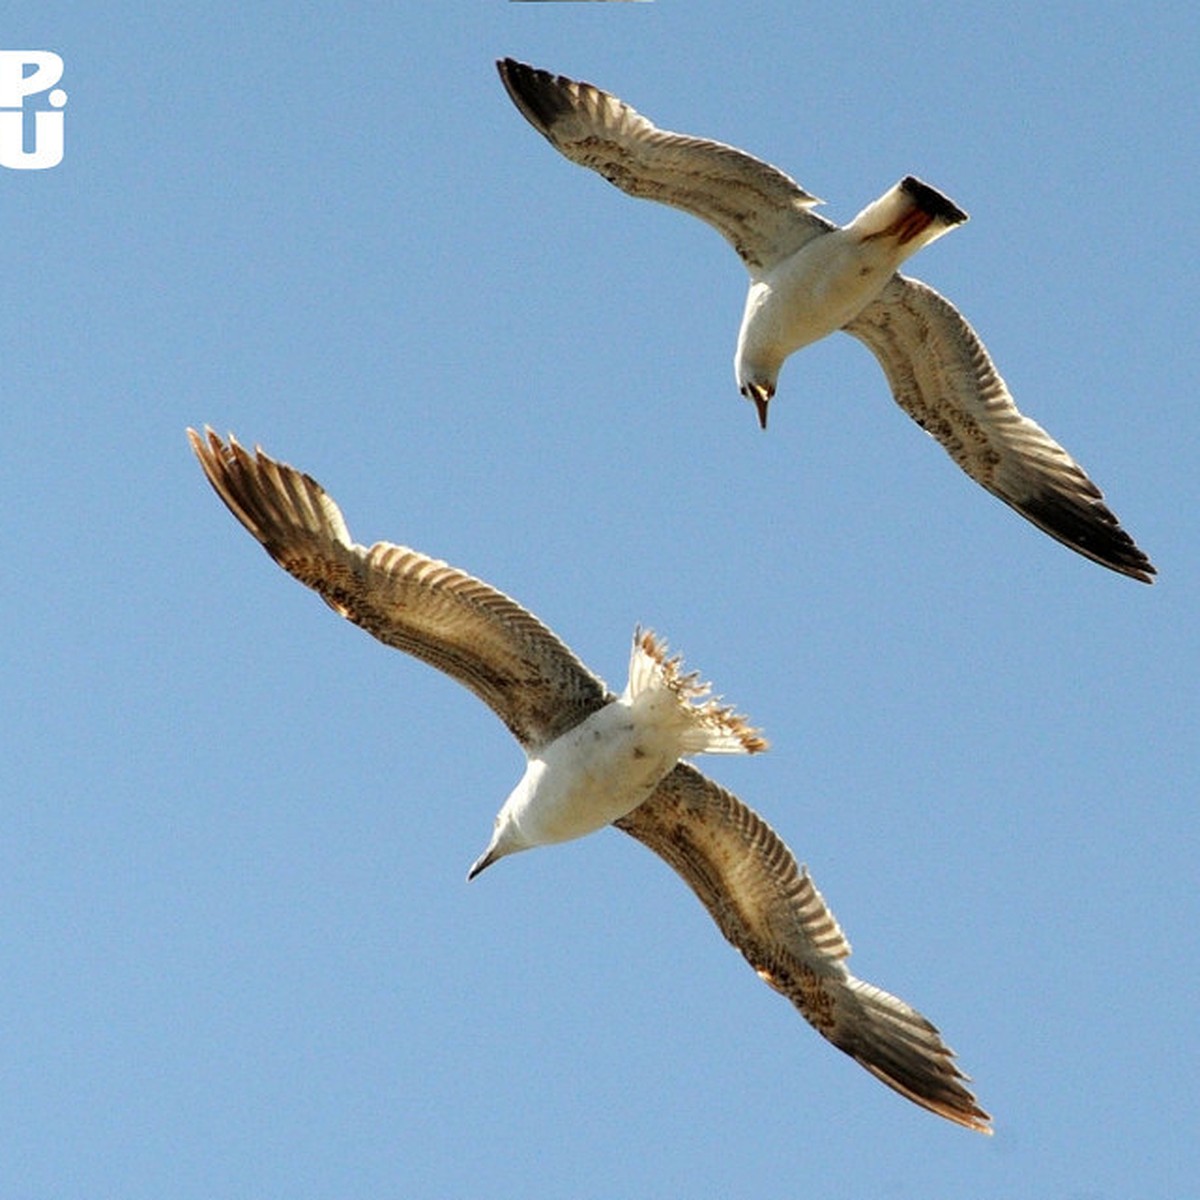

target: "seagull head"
[466,813,530,881]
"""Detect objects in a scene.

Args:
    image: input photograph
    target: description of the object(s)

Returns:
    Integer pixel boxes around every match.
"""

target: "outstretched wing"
[497,58,831,273]
[618,763,991,1133]
[189,429,611,749]
[844,275,1155,582]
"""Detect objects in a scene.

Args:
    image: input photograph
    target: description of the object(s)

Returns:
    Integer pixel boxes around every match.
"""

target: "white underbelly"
[514,703,681,845]
[744,233,897,359]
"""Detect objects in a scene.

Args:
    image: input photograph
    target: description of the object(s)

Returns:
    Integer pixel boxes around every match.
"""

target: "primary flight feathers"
[497,57,1154,583]
[190,427,990,1133]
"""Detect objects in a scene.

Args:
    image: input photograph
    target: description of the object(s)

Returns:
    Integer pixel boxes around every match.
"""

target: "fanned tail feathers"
[627,627,767,755]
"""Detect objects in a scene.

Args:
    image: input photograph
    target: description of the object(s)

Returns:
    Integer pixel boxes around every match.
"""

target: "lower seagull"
[189,427,991,1133]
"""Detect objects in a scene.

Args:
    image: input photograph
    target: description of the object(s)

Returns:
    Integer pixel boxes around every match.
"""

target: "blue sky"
[3,3,1197,1196]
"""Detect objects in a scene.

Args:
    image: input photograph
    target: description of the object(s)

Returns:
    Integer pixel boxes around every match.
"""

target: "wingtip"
[496,58,618,146]
[188,425,227,485]
[188,424,242,461]
[185,424,213,454]
[854,1051,993,1135]
[1015,489,1157,584]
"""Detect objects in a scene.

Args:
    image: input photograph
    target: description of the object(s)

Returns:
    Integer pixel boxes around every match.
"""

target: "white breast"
[509,699,681,847]
[740,230,901,371]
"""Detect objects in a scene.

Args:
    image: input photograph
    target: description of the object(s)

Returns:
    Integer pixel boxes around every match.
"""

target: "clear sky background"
[4,3,1197,1197]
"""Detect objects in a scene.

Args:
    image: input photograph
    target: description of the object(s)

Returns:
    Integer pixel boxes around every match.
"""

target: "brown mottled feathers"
[497,57,830,272]
[191,429,990,1133]
[188,428,610,750]
[845,277,1155,583]
[619,764,991,1133]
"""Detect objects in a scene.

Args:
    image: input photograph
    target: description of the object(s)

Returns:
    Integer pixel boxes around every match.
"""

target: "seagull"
[497,58,1155,584]
[190,427,991,1133]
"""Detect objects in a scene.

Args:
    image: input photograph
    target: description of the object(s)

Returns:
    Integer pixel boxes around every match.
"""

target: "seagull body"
[497,58,1154,583]
[735,177,965,422]
[190,428,991,1133]
[469,629,766,878]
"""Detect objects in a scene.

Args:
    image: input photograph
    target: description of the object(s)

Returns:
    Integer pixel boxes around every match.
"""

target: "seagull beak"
[743,382,773,430]
[467,845,500,881]
[753,393,770,430]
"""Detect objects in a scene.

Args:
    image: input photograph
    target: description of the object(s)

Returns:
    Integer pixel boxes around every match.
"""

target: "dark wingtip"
[900,175,969,226]
[496,57,573,136]
[1018,491,1156,583]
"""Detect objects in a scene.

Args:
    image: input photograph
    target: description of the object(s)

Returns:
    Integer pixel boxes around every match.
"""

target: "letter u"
[0,110,64,169]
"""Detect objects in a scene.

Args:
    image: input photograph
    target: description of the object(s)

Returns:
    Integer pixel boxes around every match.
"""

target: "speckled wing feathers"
[617,763,991,1133]
[845,276,1155,582]
[189,429,610,749]
[497,58,831,272]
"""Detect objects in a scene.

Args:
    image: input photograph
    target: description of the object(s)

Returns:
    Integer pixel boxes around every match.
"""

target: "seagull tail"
[626,628,767,756]
[848,176,968,257]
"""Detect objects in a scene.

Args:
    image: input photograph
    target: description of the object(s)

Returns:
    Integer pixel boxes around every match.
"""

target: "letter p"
[0,51,65,109]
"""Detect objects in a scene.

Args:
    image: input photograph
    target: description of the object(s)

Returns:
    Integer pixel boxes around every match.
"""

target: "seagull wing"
[189,429,610,749]
[844,275,1155,582]
[617,762,992,1133]
[497,58,831,273]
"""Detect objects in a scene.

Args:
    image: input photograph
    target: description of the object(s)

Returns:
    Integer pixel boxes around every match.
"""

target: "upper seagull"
[190,427,991,1134]
[497,58,1155,584]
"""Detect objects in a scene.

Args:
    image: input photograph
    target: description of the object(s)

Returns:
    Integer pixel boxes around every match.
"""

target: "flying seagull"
[189,427,991,1133]
[497,58,1155,584]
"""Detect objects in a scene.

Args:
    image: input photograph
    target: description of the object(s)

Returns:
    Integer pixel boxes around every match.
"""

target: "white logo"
[0,51,67,170]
